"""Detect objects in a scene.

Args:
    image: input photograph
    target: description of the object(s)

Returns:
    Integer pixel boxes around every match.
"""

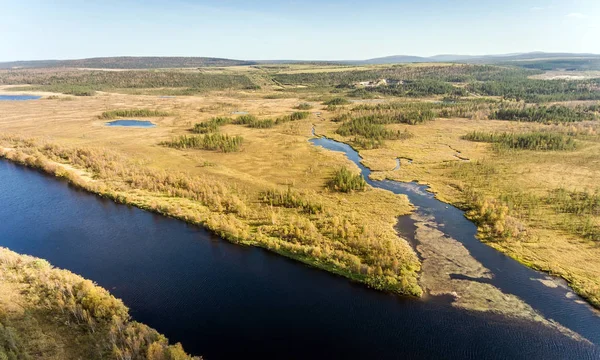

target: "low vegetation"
[545,188,600,241]
[261,188,323,214]
[323,97,350,106]
[336,118,413,149]
[161,134,244,152]
[101,109,171,120]
[463,131,577,151]
[295,103,313,110]
[0,247,197,360]
[192,117,233,134]
[275,111,310,124]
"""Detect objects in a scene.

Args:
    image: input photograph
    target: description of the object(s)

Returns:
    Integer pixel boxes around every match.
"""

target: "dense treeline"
[468,78,600,102]
[363,80,466,98]
[0,247,197,360]
[490,105,596,123]
[352,99,497,120]
[327,167,366,192]
[101,108,171,119]
[506,58,600,71]
[0,69,257,94]
[161,134,244,152]
[272,64,536,86]
[0,56,255,69]
[270,64,600,103]
[192,112,311,130]
[463,131,577,151]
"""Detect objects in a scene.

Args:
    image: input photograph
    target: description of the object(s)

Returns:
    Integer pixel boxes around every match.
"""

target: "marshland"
[2,58,600,359]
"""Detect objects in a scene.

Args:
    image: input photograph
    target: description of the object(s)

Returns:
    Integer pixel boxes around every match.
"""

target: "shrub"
[327,167,366,192]
[192,117,232,133]
[247,119,275,128]
[262,188,323,214]
[323,97,350,106]
[276,111,310,124]
[161,134,243,152]
[295,103,313,110]
[336,117,414,146]
[234,114,258,125]
[101,109,170,120]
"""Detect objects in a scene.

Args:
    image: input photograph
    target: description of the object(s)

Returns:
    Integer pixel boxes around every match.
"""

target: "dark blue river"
[1,156,599,359]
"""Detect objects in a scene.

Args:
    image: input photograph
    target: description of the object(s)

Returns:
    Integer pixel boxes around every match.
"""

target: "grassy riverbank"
[0,247,197,360]
[0,137,422,297]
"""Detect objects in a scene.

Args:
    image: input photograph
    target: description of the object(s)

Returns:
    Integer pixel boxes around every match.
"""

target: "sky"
[1,0,599,62]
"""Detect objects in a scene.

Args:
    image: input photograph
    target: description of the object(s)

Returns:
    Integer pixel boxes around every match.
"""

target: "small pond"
[105,120,156,128]
[0,95,42,101]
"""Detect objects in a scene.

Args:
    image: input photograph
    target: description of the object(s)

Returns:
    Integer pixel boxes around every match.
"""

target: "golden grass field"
[0,84,422,297]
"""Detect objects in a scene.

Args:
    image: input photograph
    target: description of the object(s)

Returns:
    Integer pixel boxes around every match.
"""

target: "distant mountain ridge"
[1,52,599,69]
[356,52,600,65]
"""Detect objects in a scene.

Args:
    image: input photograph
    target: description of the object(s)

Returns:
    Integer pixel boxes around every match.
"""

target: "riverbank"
[0,247,197,359]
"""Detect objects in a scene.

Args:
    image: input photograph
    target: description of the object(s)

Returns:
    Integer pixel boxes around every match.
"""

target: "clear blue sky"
[1,0,599,61]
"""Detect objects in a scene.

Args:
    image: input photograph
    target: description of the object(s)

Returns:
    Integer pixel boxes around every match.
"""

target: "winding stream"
[310,133,600,345]
[1,150,599,359]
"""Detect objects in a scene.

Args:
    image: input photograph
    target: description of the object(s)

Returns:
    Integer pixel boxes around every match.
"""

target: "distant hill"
[359,55,430,64]
[356,52,600,65]
[2,52,600,70]
[0,56,256,69]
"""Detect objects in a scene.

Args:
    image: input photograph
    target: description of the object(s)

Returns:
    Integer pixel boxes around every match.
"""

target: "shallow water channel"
[0,94,42,101]
[105,120,156,127]
[0,150,599,359]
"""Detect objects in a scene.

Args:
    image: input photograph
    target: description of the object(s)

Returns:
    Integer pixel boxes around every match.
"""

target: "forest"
[462,131,577,151]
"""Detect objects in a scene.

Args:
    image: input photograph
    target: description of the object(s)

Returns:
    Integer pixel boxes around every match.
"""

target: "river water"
[1,156,599,359]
